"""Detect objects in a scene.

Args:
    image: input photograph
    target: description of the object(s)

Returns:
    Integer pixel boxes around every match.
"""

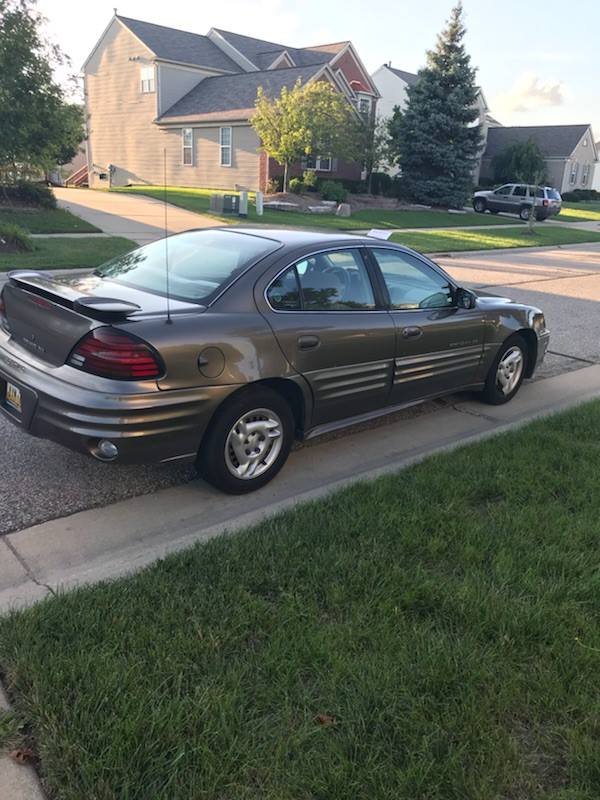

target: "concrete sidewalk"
[2,365,600,613]
[54,187,220,244]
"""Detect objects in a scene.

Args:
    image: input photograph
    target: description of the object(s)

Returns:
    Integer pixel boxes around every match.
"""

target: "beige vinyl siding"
[85,19,261,190]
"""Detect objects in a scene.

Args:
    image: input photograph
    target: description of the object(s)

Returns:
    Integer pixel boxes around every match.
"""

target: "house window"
[220,127,232,167]
[305,155,332,171]
[358,97,370,115]
[182,128,193,166]
[582,163,590,186]
[140,66,155,93]
[570,161,579,184]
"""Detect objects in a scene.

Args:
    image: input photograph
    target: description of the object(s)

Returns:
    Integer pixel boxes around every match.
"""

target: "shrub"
[561,189,600,203]
[265,177,282,195]
[0,222,34,252]
[302,170,318,191]
[0,182,56,209]
[370,171,392,196]
[319,180,347,203]
[288,177,303,194]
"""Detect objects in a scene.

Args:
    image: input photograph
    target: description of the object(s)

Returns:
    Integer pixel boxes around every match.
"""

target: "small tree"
[252,79,358,192]
[357,117,391,193]
[492,138,547,185]
[387,3,482,207]
[0,0,84,181]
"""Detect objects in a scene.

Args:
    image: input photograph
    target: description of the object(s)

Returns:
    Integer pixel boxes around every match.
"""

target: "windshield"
[94,230,281,303]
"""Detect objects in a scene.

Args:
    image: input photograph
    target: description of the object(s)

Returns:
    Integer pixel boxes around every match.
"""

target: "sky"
[38,0,600,138]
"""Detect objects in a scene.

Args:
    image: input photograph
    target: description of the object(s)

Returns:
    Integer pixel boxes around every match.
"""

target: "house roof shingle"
[212,29,337,69]
[385,65,418,87]
[158,64,324,123]
[483,124,591,159]
[117,16,240,72]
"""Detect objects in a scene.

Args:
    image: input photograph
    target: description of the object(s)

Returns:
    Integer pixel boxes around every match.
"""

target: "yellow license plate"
[5,382,22,414]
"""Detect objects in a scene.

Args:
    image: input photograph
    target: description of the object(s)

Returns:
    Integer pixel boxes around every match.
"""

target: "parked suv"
[473,184,562,221]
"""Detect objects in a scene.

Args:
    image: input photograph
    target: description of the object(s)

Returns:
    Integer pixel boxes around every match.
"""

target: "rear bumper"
[0,345,240,464]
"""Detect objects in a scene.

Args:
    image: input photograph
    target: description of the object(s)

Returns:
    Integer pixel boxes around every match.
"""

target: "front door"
[489,184,515,212]
[367,247,485,405]
[262,248,395,426]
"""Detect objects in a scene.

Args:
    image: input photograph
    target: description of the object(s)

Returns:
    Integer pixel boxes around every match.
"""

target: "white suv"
[473,184,562,221]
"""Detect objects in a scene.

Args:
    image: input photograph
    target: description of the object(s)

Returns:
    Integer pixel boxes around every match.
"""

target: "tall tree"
[252,79,358,192]
[388,3,482,207]
[0,0,84,180]
[493,139,547,185]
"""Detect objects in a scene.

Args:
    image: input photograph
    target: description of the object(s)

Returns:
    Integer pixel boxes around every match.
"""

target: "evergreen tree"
[388,3,482,207]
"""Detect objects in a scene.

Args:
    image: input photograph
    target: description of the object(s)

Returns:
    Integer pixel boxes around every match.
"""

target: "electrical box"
[222,194,239,214]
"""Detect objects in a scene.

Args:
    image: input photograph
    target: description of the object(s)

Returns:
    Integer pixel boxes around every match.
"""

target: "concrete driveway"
[1,242,599,538]
[54,187,219,244]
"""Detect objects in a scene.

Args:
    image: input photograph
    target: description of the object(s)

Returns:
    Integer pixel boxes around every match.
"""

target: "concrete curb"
[2,366,600,613]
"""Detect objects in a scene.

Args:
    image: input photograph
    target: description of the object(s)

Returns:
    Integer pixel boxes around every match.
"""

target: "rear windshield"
[547,189,561,200]
[94,230,280,303]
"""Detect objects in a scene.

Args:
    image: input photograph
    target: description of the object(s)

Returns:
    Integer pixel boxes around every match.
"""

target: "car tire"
[480,335,528,405]
[473,198,486,213]
[519,206,532,221]
[198,386,294,494]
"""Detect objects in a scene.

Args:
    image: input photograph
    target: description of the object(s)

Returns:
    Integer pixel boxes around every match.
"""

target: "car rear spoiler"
[6,270,141,321]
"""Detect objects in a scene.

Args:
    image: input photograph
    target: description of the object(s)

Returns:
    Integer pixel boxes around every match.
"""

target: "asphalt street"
[1,242,599,535]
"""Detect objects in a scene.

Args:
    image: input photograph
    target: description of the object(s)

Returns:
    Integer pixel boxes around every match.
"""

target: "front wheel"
[481,336,527,405]
[198,387,294,493]
[473,198,486,213]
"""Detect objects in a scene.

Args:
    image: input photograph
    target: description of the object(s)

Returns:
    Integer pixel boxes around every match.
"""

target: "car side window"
[494,185,512,194]
[512,185,527,197]
[370,248,454,310]
[267,249,376,311]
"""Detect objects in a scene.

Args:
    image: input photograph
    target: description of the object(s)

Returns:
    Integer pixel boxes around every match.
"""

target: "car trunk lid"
[1,271,202,367]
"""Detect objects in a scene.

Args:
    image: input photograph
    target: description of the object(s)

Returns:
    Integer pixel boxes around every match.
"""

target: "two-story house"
[83,14,379,192]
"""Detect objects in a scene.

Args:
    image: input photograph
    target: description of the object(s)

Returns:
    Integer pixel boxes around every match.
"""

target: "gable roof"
[157,64,324,123]
[385,65,418,87]
[483,124,591,159]
[212,29,337,70]
[117,16,240,72]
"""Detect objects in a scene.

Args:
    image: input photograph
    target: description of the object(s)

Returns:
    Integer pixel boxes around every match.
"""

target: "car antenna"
[163,147,172,325]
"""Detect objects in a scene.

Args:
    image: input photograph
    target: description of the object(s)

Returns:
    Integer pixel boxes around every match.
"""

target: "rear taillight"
[543,199,549,207]
[67,327,164,380]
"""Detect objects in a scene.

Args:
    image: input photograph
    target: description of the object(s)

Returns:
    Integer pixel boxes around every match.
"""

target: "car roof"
[224,226,374,247]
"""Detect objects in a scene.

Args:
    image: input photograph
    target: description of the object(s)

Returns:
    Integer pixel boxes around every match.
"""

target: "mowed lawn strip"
[0,208,100,234]
[557,202,600,223]
[112,186,522,230]
[391,224,600,253]
[2,401,600,799]
[0,236,136,271]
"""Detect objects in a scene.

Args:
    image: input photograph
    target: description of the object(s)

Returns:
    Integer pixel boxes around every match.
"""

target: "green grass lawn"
[0,208,100,234]
[558,203,600,223]
[112,186,521,230]
[391,224,600,253]
[2,401,600,799]
[0,236,136,271]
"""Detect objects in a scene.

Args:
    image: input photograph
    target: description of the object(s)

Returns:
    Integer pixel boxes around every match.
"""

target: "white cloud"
[494,72,566,115]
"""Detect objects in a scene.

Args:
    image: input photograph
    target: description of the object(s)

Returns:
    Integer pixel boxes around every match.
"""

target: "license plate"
[5,382,22,414]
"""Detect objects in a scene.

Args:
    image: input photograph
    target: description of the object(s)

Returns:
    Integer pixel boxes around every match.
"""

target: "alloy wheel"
[496,346,524,396]
[224,408,283,480]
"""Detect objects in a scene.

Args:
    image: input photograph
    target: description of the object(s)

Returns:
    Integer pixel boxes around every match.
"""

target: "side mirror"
[456,287,477,309]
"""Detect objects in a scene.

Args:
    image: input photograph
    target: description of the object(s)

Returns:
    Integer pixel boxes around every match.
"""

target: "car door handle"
[401,326,423,339]
[297,335,320,350]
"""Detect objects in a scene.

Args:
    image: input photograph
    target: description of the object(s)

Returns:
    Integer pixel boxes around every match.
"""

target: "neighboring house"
[371,62,495,179]
[479,125,598,193]
[83,14,379,192]
[592,142,600,190]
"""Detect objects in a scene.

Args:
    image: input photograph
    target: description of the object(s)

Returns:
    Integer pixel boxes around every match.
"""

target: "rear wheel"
[473,198,486,213]
[519,205,532,221]
[481,335,527,405]
[198,387,294,493]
